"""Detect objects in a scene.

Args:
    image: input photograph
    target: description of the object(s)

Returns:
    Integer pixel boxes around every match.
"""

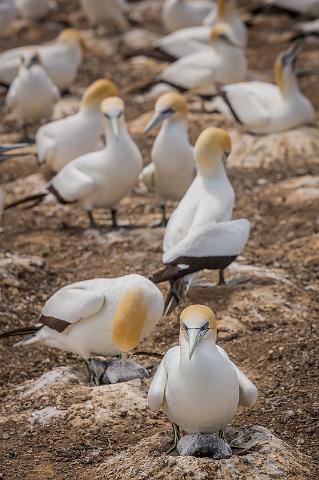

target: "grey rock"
[102,359,149,384]
[177,433,232,459]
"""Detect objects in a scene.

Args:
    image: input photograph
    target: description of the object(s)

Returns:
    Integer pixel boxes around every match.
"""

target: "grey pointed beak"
[110,116,120,142]
[282,39,304,67]
[144,112,166,134]
[188,329,201,360]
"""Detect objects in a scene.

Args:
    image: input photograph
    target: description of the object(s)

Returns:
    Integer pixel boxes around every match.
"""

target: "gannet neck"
[274,60,300,99]
[179,334,217,366]
[217,0,236,21]
[197,150,225,179]
[161,115,188,138]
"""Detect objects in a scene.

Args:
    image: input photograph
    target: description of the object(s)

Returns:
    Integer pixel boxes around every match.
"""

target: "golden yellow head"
[57,29,86,51]
[274,56,283,91]
[112,287,149,353]
[195,127,231,174]
[217,0,227,20]
[210,23,231,43]
[82,79,119,109]
[156,92,188,117]
[180,305,217,329]
[101,96,125,115]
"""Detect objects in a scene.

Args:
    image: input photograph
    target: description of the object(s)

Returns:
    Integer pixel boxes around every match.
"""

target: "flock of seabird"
[0,0,317,457]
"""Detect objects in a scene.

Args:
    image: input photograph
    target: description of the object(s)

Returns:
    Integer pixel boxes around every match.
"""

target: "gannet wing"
[40,286,105,332]
[147,358,168,411]
[163,218,250,265]
[50,164,95,203]
[159,28,211,58]
[140,162,156,191]
[217,346,258,407]
[161,52,215,90]
[6,80,18,108]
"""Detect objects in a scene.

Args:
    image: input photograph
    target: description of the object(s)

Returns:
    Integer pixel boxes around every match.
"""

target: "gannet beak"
[282,39,304,67]
[188,329,201,360]
[110,116,120,142]
[144,112,166,134]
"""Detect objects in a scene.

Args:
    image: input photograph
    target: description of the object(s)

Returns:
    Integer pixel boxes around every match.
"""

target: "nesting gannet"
[158,0,246,60]
[0,0,16,34]
[210,41,315,134]
[9,97,143,229]
[81,0,129,32]
[142,92,195,226]
[0,29,85,90]
[36,79,118,174]
[15,0,56,20]
[162,0,214,33]
[148,305,257,451]
[159,23,246,95]
[6,52,60,139]
[0,274,164,385]
[151,127,250,311]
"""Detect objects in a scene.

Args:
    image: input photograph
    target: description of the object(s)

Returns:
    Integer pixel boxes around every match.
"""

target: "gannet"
[157,0,246,60]
[6,52,60,139]
[142,92,195,226]
[0,274,164,385]
[15,0,56,20]
[9,97,143,229]
[36,78,118,174]
[0,0,16,34]
[151,127,250,311]
[148,304,257,451]
[0,29,85,90]
[81,0,129,32]
[162,0,214,32]
[159,23,246,95]
[210,40,315,134]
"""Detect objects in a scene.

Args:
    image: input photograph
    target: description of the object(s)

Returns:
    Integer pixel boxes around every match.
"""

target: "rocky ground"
[0,1,318,479]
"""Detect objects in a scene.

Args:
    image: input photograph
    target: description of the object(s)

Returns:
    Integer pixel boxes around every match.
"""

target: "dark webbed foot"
[151,205,168,228]
[166,423,181,454]
[177,433,232,459]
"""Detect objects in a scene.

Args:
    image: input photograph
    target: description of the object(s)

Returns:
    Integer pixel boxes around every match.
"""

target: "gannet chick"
[157,0,246,60]
[36,78,118,174]
[8,97,143,230]
[0,274,164,385]
[0,28,86,90]
[151,127,250,312]
[148,305,257,452]
[210,40,315,134]
[159,23,246,95]
[81,0,129,32]
[15,0,56,20]
[142,92,195,227]
[0,0,16,34]
[6,52,60,140]
[162,0,213,33]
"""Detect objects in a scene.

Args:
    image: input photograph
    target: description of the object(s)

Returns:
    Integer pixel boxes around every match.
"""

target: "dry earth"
[0,1,318,479]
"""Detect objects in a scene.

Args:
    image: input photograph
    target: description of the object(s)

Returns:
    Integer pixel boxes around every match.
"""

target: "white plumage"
[162,0,214,32]
[15,0,56,20]
[81,0,129,31]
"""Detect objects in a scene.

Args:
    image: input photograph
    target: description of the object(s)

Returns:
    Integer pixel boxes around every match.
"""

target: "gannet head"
[57,28,87,52]
[144,92,188,133]
[195,127,231,177]
[180,305,217,360]
[101,96,125,142]
[22,51,41,70]
[274,40,303,92]
[210,23,243,48]
[216,0,235,20]
[82,78,118,112]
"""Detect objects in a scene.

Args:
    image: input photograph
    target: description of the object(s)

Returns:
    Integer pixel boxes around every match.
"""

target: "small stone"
[2,433,9,440]
[103,359,149,384]
[285,410,295,418]
[177,433,232,459]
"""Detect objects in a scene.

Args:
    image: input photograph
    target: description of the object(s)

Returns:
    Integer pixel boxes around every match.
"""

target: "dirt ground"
[0,1,318,479]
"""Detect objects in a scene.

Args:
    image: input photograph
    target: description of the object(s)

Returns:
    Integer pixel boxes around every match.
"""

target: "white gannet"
[142,92,195,226]
[159,23,246,95]
[9,97,143,229]
[0,29,85,90]
[151,127,250,311]
[266,0,319,16]
[36,78,118,174]
[158,0,246,60]
[0,0,16,34]
[6,52,60,139]
[0,274,164,385]
[15,0,56,20]
[210,40,315,134]
[148,304,257,451]
[162,0,214,33]
[81,0,129,32]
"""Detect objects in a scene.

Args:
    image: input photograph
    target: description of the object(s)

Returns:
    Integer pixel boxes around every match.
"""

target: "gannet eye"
[161,107,174,116]
[200,322,210,332]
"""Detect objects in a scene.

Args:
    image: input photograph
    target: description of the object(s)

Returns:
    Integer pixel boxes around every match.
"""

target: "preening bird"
[158,23,246,95]
[148,304,257,451]
[15,0,56,20]
[157,0,246,60]
[0,274,164,385]
[0,29,86,90]
[141,92,195,226]
[0,0,16,34]
[81,0,129,32]
[8,97,143,230]
[6,52,60,139]
[36,78,118,174]
[162,0,214,33]
[151,127,250,312]
[210,40,316,134]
